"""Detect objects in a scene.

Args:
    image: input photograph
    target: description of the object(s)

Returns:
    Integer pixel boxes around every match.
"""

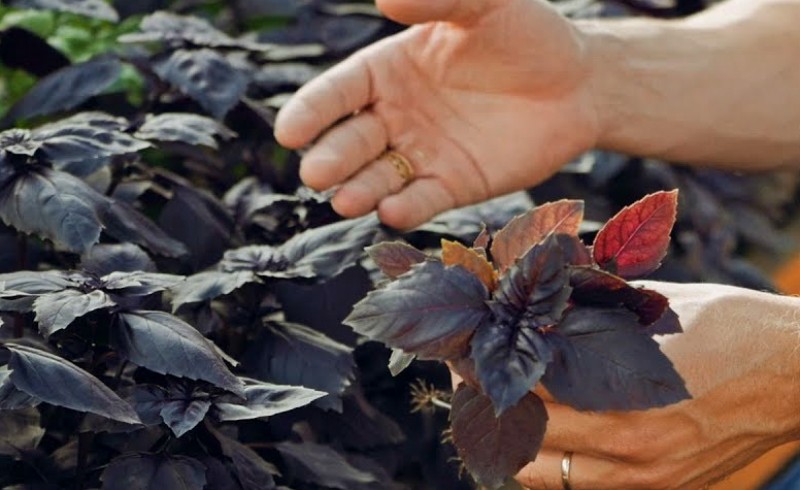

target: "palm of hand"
[275,0,599,229]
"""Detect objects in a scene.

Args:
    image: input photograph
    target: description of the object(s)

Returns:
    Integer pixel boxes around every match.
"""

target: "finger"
[299,111,388,191]
[377,177,457,230]
[515,450,618,490]
[331,152,413,218]
[376,0,501,25]
[274,53,373,149]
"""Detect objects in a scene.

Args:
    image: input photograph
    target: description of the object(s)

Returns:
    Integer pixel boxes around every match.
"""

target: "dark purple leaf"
[0,367,39,410]
[157,185,233,268]
[101,271,184,296]
[0,407,44,455]
[100,199,189,258]
[555,233,592,266]
[170,270,255,311]
[569,266,673,328]
[33,289,114,336]
[81,243,157,276]
[213,429,278,490]
[31,112,149,163]
[243,321,354,412]
[275,441,378,490]
[278,214,379,278]
[491,200,584,273]
[0,270,75,312]
[133,384,210,437]
[3,59,122,124]
[366,241,426,279]
[153,49,250,119]
[4,343,141,424]
[542,307,690,411]
[9,0,119,21]
[646,306,682,336]
[450,384,547,489]
[593,190,678,278]
[115,311,245,397]
[0,168,104,253]
[134,113,236,149]
[470,321,555,415]
[492,234,571,328]
[345,260,490,360]
[215,377,325,422]
[100,454,207,490]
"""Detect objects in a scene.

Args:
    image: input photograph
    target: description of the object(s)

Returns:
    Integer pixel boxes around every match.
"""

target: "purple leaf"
[366,241,426,279]
[5,343,141,424]
[470,321,555,415]
[492,234,571,328]
[345,260,490,360]
[115,311,244,397]
[542,307,690,411]
[215,377,325,422]
[33,289,114,336]
[450,384,547,489]
[100,454,207,490]
[243,321,354,412]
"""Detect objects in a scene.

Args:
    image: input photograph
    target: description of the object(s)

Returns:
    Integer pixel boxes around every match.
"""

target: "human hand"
[274,0,600,229]
[510,282,800,489]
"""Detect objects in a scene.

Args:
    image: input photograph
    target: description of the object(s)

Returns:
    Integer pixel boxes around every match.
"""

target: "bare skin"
[274,1,800,488]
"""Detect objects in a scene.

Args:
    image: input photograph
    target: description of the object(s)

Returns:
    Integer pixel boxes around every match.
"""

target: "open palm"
[274,0,600,229]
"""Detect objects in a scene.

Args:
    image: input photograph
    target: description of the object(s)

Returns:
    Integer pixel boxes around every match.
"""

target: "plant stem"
[431,398,452,411]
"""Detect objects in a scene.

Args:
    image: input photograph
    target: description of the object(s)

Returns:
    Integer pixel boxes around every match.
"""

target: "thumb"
[376,0,496,25]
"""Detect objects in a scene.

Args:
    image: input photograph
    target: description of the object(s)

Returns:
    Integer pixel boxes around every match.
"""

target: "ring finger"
[331,148,416,218]
[516,450,619,490]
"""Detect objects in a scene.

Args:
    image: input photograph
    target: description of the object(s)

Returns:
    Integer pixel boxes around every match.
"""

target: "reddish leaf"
[450,384,547,489]
[366,241,426,279]
[491,200,584,273]
[592,190,678,278]
[441,239,497,291]
[569,266,678,331]
[472,225,491,251]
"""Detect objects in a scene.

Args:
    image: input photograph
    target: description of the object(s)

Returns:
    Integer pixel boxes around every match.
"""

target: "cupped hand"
[515,282,800,490]
[274,0,600,229]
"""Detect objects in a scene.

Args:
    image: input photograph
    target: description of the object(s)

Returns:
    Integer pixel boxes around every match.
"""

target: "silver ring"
[561,451,573,490]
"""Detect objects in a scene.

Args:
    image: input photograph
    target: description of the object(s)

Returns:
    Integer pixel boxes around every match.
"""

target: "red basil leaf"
[592,190,678,278]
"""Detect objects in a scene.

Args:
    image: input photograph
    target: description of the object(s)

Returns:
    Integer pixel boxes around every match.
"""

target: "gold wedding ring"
[383,149,415,184]
[561,451,574,490]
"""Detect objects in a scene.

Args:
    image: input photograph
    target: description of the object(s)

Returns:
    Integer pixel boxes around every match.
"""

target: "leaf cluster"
[348,191,691,488]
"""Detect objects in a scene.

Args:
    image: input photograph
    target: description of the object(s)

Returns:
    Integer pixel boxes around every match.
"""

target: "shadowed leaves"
[4,343,140,424]
[450,384,547,489]
[100,454,207,490]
